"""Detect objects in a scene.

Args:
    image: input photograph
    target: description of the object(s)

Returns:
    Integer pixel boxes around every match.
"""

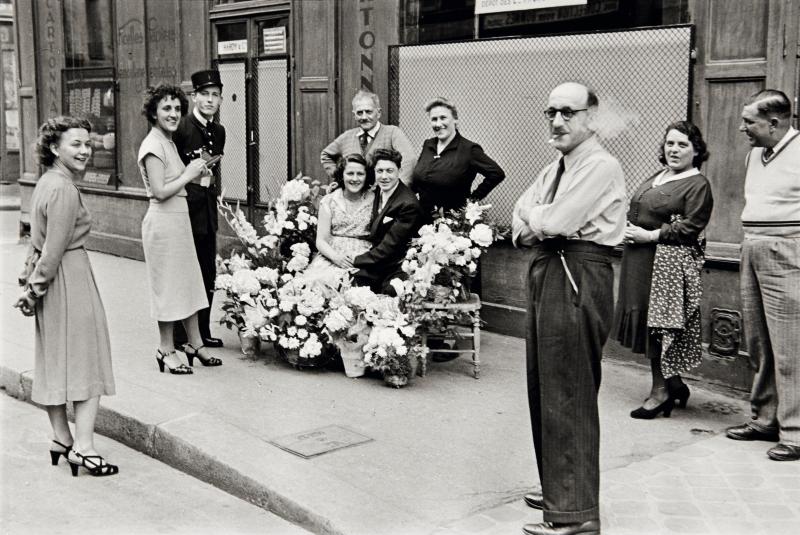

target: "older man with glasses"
[512,82,627,535]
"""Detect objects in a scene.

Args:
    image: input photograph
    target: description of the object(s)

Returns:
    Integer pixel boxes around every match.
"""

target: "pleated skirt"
[141,195,208,321]
[32,248,116,405]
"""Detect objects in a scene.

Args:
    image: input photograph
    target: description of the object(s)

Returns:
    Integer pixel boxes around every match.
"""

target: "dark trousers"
[174,231,217,343]
[525,240,614,523]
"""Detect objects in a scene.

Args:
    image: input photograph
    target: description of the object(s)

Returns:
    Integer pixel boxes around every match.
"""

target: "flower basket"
[239,330,261,356]
[337,340,367,378]
[276,342,333,369]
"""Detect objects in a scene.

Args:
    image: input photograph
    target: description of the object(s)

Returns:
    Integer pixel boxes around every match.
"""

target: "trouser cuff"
[543,505,599,524]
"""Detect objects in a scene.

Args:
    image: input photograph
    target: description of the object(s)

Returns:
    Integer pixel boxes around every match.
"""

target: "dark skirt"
[612,243,657,356]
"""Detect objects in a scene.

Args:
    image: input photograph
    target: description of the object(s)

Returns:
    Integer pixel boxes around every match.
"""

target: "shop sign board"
[218,39,247,55]
[475,0,586,15]
[262,27,286,55]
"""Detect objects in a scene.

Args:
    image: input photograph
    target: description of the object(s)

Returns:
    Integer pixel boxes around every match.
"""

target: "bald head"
[546,82,598,154]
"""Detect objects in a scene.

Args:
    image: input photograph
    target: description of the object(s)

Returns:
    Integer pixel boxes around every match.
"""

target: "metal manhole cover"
[269,425,373,458]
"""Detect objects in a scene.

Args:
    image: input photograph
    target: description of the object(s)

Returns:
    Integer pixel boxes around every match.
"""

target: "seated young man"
[352,148,422,294]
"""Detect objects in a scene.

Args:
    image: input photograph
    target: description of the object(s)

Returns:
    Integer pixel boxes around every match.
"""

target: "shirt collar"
[362,122,381,139]
[380,181,399,205]
[193,106,211,127]
[652,167,700,187]
[771,126,798,154]
[561,135,602,168]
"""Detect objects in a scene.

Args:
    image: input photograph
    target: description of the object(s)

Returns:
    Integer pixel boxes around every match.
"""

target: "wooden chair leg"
[472,314,481,379]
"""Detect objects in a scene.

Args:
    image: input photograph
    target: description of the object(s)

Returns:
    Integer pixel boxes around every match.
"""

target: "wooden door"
[291,0,337,181]
[691,0,799,257]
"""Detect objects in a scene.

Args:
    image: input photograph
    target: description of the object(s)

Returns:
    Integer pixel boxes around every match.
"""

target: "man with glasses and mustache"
[321,90,416,186]
[512,82,626,535]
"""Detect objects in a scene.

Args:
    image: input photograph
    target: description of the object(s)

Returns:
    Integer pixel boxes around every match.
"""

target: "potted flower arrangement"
[271,276,332,368]
[216,176,320,358]
[400,201,497,305]
[361,300,427,388]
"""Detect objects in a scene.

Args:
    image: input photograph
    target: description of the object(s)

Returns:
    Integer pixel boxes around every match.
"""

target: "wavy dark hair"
[333,153,373,192]
[658,120,709,169]
[141,84,189,126]
[371,148,403,170]
[35,116,93,167]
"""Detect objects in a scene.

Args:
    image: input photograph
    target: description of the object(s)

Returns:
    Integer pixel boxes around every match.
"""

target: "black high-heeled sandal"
[669,384,691,409]
[183,343,222,367]
[630,398,675,419]
[156,349,193,375]
[68,450,119,477]
[50,439,72,466]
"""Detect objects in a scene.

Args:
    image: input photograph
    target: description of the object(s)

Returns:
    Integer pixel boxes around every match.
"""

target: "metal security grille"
[389,26,693,225]
[255,58,289,203]
[218,61,248,202]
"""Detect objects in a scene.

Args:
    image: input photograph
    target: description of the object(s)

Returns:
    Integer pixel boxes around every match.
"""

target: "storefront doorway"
[213,14,290,220]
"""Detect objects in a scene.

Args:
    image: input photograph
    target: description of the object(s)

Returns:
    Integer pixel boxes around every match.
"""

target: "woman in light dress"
[14,116,117,476]
[304,153,375,287]
[138,84,222,375]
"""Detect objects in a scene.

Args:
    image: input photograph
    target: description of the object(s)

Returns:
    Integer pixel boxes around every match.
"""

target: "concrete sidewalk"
[1,209,797,535]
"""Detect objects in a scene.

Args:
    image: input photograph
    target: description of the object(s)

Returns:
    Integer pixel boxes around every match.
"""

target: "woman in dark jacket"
[613,120,713,419]
[411,97,505,222]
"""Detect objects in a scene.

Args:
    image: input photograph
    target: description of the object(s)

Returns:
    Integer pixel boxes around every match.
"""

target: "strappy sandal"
[156,349,193,375]
[68,450,119,477]
[183,343,222,367]
[50,439,72,466]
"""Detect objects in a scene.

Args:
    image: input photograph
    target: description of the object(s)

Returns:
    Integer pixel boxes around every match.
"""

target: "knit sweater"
[741,128,800,238]
[320,123,417,185]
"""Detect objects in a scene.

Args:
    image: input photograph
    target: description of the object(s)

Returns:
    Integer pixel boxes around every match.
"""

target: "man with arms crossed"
[725,89,800,462]
[321,90,416,186]
[173,69,226,349]
[512,82,626,535]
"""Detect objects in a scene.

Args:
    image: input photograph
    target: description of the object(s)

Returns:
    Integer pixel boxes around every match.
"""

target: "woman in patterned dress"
[304,153,375,287]
[14,116,117,476]
[138,84,222,375]
[612,121,714,419]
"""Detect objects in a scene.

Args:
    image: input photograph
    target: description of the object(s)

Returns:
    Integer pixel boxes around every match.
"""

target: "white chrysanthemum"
[286,255,309,273]
[281,179,310,203]
[231,269,261,295]
[215,274,234,291]
[254,267,279,286]
[300,334,322,358]
[290,242,311,258]
[295,315,307,326]
[297,328,309,339]
[470,224,494,247]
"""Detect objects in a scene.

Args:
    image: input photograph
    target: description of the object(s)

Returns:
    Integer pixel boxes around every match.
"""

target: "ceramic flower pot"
[338,340,367,378]
[239,330,260,356]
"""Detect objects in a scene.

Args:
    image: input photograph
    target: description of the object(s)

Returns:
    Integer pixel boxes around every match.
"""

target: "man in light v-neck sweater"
[320,90,416,186]
[726,89,800,462]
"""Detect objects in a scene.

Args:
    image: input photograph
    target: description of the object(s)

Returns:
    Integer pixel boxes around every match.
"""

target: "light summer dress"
[303,189,374,287]
[138,127,208,320]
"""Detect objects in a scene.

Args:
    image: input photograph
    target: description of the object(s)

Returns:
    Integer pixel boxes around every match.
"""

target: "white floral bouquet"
[270,276,332,366]
[398,201,497,305]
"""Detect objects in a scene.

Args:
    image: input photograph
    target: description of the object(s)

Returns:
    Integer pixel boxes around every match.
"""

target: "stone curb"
[0,363,370,535]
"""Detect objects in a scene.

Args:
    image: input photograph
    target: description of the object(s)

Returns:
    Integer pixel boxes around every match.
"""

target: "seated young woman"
[303,153,375,287]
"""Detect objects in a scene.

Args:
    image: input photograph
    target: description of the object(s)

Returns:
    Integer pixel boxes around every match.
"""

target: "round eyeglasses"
[543,108,588,121]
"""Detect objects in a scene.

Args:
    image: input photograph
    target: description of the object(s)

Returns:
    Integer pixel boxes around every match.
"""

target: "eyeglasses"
[543,108,588,121]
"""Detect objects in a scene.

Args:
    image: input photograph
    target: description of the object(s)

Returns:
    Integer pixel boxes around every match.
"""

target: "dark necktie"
[544,157,565,204]
[763,147,774,160]
[359,132,369,154]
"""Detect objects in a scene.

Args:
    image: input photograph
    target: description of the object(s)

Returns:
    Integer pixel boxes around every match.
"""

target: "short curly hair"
[35,116,93,167]
[658,120,709,169]
[424,97,458,120]
[141,84,189,126]
[333,153,374,192]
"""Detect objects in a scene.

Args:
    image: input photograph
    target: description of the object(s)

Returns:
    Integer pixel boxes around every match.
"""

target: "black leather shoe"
[725,424,779,442]
[202,337,224,348]
[522,519,600,535]
[523,486,543,510]
[767,443,800,461]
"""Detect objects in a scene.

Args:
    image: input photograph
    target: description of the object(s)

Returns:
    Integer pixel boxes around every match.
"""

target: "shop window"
[62,68,117,187]
[63,0,114,68]
[62,0,117,187]
[1,22,18,152]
